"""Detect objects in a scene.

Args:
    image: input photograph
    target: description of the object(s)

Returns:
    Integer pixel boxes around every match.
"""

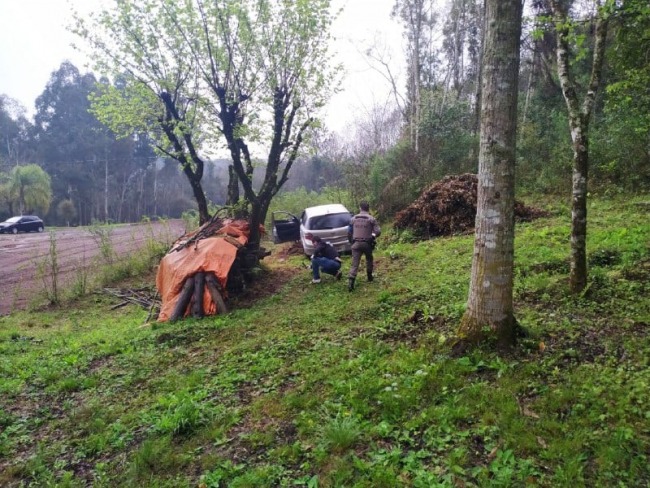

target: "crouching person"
[309,235,343,284]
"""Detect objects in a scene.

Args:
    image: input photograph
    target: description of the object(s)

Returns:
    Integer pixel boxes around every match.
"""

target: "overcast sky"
[0,0,405,132]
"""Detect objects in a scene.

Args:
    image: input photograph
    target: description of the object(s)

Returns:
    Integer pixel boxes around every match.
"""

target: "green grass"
[0,195,648,487]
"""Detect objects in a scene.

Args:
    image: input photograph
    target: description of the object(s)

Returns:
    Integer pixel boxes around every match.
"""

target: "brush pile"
[394,174,547,239]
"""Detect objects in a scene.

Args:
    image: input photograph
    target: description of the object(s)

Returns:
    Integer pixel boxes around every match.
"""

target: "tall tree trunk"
[18,186,25,215]
[521,49,538,134]
[226,165,239,206]
[472,0,486,135]
[104,157,109,221]
[570,130,589,292]
[153,161,158,218]
[550,0,608,294]
[457,0,523,349]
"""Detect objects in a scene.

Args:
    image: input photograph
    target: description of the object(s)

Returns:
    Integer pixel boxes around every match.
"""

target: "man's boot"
[348,277,355,292]
[367,271,374,282]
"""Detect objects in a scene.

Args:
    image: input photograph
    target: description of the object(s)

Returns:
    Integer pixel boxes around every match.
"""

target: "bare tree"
[392,0,438,152]
[549,0,609,293]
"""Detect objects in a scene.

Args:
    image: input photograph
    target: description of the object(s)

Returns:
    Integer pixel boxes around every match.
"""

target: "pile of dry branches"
[394,174,547,239]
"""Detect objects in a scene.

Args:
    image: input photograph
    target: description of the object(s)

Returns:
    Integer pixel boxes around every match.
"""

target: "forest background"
[0,0,648,227]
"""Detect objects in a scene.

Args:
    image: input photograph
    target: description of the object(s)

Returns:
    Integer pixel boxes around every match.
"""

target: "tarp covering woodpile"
[156,218,252,322]
[394,173,547,239]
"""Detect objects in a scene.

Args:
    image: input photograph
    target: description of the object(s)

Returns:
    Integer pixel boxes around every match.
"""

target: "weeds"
[321,414,361,454]
[88,221,115,264]
[35,230,60,305]
[70,254,90,298]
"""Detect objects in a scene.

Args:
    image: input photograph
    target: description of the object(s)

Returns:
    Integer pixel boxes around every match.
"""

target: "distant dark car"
[0,215,45,234]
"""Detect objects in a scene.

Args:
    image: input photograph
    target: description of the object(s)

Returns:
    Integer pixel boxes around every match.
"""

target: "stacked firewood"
[170,214,226,253]
[169,271,228,322]
[160,212,272,321]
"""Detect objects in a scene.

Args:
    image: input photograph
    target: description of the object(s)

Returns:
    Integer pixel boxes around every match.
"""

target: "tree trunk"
[570,133,589,292]
[457,0,522,349]
[159,91,210,225]
[192,272,205,318]
[104,156,108,221]
[550,0,608,294]
[205,273,228,314]
[226,165,239,206]
[188,177,210,225]
[170,277,194,322]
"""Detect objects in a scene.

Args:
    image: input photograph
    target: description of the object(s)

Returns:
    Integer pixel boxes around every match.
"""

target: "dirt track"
[0,220,186,315]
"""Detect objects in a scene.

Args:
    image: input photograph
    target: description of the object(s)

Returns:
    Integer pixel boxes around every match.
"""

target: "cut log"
[205,273,229,314]
[192,272,205,318]
[169,277,194,322]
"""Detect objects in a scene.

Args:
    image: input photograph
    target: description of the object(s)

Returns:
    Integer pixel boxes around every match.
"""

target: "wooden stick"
[192,272,205,318]
[205,273,229,314]
[110,301,129,310]
[144,290,159,323]
[169,277,194,322]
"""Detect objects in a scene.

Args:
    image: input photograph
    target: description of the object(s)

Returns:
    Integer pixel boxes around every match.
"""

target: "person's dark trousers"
[348,241,373,279]
[312,257,341,280]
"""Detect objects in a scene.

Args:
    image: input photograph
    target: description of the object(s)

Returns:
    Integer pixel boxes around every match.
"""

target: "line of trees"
[314,0,648,347]
[0,63,229,226]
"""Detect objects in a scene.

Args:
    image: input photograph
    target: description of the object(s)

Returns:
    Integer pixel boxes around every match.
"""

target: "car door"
[271,211,301,243]
[18,217,30,232]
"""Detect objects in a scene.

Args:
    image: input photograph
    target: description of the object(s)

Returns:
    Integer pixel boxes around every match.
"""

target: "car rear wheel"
[37,226,44,232]
[11,227,17,234]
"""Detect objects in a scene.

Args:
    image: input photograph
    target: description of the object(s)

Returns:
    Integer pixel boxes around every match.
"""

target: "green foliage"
[606,0,650,137]
[75,0,342,233]
[88,221,115,264]
[0,194,648,486]
[56,199,77,226]
[3,164,53,215]
[593,101,650,191]
[518,105,573,193]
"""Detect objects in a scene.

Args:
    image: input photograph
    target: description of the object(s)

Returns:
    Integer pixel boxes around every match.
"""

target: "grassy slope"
[0,196,649,487]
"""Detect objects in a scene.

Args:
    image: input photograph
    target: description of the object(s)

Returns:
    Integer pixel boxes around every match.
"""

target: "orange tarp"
[156,220,251,322]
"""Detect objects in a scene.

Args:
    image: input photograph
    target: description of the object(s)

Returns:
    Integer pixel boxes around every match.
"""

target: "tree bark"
[205,273,228,314]
[550,1,609,294]
[159,91,211,225]
[226,165,239,206]
[457,0,523,349]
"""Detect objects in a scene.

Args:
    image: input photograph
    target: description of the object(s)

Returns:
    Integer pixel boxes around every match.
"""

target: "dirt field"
[0,220,186,315]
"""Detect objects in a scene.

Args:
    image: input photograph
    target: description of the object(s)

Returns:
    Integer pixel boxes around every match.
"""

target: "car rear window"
[307,212,352,230]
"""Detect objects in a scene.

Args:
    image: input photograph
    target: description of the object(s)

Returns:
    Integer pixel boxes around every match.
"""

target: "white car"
[272,204,353,255]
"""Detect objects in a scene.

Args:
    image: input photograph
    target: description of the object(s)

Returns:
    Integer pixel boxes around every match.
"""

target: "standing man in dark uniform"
[347,201,381,291]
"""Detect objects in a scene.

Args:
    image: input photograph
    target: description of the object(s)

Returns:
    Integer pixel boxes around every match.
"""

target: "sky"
[0,0,405,132]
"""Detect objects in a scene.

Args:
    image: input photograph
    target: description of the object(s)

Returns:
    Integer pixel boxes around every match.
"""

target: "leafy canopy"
[74,0,340,160]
